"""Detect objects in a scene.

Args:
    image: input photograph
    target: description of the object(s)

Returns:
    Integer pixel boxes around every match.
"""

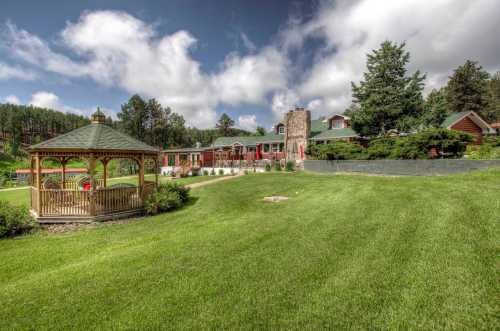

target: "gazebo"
[28,109,160,223]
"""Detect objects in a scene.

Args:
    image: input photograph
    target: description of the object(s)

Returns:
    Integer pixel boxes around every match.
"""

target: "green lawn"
[0,171,499,330]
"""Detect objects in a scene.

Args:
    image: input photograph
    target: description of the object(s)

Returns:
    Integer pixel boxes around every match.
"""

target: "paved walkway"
[186,173,242,189]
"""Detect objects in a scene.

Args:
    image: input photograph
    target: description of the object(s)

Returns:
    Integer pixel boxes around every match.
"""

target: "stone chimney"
[284,107,311,163]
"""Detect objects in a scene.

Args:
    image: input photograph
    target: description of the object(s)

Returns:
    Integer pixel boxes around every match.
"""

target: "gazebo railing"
[31,183,156,218]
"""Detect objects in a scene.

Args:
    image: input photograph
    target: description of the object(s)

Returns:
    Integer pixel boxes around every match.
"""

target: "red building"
[441,111,495,144]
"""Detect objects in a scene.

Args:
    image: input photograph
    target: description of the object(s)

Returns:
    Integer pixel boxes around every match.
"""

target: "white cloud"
[213,47,288,106]
[237,114,258,131]
[240,32,256,52]
[29,91,89,115]
[293,0,500,114]
[3,95,20,104]
[2,11,289,128]
[0,62,36,80]
[270,89,299,120]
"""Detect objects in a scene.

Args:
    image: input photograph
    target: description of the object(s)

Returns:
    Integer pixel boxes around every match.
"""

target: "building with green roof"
[161,108,360,173]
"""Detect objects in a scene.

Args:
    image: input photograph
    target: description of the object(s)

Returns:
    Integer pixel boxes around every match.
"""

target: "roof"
[163,147,207,153]
[310,119,358,140]
[441,111,494,133]
[29,123,158,153]
[310,127,358,140]
[16,168,87,174]
[441,111,470,128]
[212,133,284,147]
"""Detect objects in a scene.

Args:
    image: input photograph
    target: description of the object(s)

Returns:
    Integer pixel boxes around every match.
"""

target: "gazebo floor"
[33,208,145,224]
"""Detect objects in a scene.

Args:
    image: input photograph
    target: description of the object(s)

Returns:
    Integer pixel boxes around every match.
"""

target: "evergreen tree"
[422,88,449,128]
[485,71,500,122]
[117,94,148,141]
[446,60,490,117]
[350,41,426,136]
[215,113,235,136]
[255,126,266,136]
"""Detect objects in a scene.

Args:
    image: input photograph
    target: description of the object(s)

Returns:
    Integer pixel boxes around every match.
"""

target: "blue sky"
[1,0,499,130]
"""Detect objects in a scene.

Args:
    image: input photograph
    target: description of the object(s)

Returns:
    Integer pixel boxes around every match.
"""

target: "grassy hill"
[0,171,498,329]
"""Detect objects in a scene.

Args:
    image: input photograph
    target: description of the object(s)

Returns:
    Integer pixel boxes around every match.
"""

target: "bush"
[467,143,500,159]
[203,170,209,176]
[307,141,367,160]
[244,170,249,175]
[285,161,295,172]
[0,200,35,238]
[218,169,224,176]
[265,163,272,172]
[210,169,216,176]
[366,137,396,159]
[274,161,281,171]
[390,129,473,159]
[144,182,190,215]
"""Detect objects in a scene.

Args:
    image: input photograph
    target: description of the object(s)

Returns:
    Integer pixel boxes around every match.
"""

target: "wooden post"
[138,154,145,199]
[154,157,159,188]
[60,157,67,189]
[102,158,108,188]
[35,153,42,215]
[88,156,96,216]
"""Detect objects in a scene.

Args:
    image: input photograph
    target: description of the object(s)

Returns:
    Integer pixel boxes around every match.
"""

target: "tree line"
[0,104,91,156]
[347,41,500,137]
[114,95,265,149]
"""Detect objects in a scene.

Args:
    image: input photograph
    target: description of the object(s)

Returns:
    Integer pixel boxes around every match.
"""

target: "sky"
[0,0,499,131]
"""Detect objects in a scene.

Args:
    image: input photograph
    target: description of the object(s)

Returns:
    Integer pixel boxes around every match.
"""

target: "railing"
[94,186,141,215]
[32,182,156,218]
[39,189,90,216]
[61,178,104,190]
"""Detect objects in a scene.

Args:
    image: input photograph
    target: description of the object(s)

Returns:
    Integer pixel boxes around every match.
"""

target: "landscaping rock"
[263,196,289,202]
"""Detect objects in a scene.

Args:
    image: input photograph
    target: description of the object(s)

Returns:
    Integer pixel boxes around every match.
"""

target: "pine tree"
[485,71,500,123]
[446,60,490,117]
[422,88,449,128]
[215,113,235,136]
[350,41,426,136]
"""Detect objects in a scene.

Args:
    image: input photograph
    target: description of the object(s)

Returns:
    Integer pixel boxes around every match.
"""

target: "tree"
[422,88,449,128]
[215,113,235,136]
[117,95,148,141]
[446,60,490,117]
[485,71,500,123]
[255,126,266,136]
[350,41,426,136]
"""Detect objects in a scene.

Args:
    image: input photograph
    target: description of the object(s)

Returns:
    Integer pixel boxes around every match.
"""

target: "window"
[263,144,270,153]
[279,143,284,152]
[168,154,175,166]
[272,143,279,152]
[331,120,343,128]
[278,126,285,134]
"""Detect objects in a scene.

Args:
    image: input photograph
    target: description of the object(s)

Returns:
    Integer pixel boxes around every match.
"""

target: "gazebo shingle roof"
[29,123,158,153]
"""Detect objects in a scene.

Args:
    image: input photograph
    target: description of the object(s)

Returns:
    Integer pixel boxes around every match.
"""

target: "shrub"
[307,141,367,160]
[467,143,500,160]
[0,200,35,238]
[203,170,209,176]
[244,170,249,175]
[210,169,216,176]
[265,163,272,172]
[366,137,396,159]
[285,161,295,172]
[274,161,281,171]
[144,182,190,215]
[389,129,473,159]
[218,169,224,176]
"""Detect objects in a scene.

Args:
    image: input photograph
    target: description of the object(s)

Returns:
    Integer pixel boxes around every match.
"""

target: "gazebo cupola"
[28,108,160,223]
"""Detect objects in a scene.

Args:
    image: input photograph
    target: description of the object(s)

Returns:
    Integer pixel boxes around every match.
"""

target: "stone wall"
[304,159,500,176]
[284,108,310,163]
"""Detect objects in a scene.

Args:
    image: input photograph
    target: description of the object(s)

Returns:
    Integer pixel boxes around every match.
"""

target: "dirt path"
[186,173,242,189]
